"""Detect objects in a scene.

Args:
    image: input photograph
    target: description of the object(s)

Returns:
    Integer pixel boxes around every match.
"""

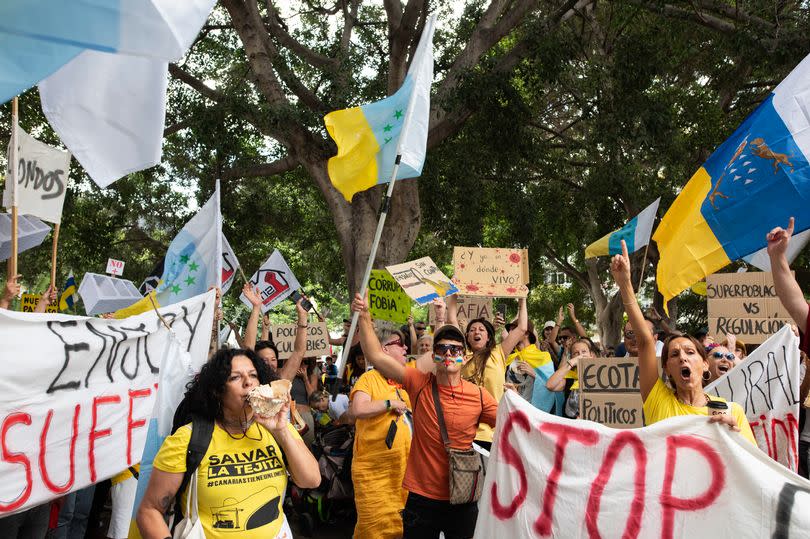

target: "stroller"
[289,424,356,536]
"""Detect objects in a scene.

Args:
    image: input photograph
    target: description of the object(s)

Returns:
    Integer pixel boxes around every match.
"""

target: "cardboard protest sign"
[20,293,58,313]
[475,391,810,538]
[105,258,125,276]
[707,272,792,343]
[428,295,492,325]
[452,247,529,297]
[3,126,71,224]
[0,290,215,516]
[368,269,411,324]
[271,322,329,359]
[239,249,300,313]
[385,256,458,305]
[705,325,801,472]
[578,356,642,428]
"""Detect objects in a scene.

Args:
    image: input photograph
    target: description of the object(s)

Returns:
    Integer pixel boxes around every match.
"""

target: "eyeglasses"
[712,351,736,361]
[384,337,405,348]
[433,344,465,355]
[624,330,635,339]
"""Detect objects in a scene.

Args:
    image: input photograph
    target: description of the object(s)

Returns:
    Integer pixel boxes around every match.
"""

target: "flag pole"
[215,180,224,348]
[9,97,19,280]
[637,242,650,291]
[336,162,402,386]
[50,224,60,289]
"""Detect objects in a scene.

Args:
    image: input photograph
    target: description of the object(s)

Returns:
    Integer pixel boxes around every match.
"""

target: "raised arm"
[500,297,528,356]
[350,293,406,382]
[611,240,657,401]
[278,299,310,381]
[445,293,460,330]
[567,303,587,337]
[0,274,21,310]
[261,313,271,342]
[768,217,809,334]
[34,285,57,313]
[407,314,417,353]
[227,321,246,348]
[431,296,447,332]
[242,283,263,350]
[547,307,564,358]
[547,356,578,392]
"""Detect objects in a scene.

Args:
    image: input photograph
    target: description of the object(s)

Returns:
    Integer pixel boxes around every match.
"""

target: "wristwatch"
[385,399,391,411]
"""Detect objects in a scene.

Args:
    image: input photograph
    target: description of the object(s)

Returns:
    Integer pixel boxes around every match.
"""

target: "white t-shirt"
[329,392,350,420]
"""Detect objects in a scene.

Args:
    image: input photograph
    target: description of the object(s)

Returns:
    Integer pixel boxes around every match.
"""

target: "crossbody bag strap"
[431,377,451,450]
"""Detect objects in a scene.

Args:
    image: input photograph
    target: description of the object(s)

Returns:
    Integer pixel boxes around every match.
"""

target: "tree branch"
[266,1,340,70]
[221,155,299,180]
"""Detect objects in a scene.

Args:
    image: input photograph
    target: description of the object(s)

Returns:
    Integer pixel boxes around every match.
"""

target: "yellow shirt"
[463,346,506,443]
[643,378,756,445]
[153,421,300,538]
[350,369,412,458]
[111,463,140,485]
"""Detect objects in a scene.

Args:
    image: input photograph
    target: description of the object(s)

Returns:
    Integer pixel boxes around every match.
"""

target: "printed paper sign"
[707,272,792,343]
[385,257,458,305]
[429,295,492,325]
[220,234,238,294]
[475,392,810,538]
[19,293,58,313]
[0,291,215,517]
[239,249,301,313]
[578,356,643,428]
[106,258,125,276]
[705,325,801,471]
[368,269,411,324]
[452,247,529,297]
[3,126,71,224]
[271,322,329,360]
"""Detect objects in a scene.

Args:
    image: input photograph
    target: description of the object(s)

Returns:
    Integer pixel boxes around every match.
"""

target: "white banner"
[476,391,810,538]
[705,325,801,471]
[0,290,215,516]
[239,249,301,313]
[3,126,71,223]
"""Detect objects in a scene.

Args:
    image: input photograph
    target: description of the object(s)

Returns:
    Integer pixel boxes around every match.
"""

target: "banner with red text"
[476,391,810,538]
[0,290,215,516]
[705,325,800,472]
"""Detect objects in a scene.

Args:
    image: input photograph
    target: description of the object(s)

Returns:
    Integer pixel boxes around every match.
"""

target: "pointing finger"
[787,216,795,236]
[621,239,629,260]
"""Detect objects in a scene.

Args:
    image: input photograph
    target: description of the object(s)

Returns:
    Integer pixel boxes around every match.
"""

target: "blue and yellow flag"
[58,270,77,311]
[324,15,435,202]
[655,54,810,308]
[585,198,660,258]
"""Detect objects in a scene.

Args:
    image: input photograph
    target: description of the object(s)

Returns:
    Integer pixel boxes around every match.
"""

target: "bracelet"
[297,324,308,328]
[385,399,391,411]
[567,361,573,368]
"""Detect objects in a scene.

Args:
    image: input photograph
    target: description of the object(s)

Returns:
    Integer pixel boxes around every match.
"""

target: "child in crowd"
[310,390,333,429]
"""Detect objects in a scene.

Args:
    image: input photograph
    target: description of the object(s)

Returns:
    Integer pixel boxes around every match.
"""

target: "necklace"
[677,392,709,407]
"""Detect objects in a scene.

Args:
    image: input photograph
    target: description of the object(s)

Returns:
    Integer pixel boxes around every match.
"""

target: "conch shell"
[247,379,292,416]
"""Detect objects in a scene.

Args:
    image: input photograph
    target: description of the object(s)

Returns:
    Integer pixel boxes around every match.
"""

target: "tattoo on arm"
[159,494,173,514]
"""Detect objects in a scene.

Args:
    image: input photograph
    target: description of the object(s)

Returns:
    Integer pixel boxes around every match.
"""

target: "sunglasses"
[384,337,405,348]
[434,344,465,355]
[712,351,736,361]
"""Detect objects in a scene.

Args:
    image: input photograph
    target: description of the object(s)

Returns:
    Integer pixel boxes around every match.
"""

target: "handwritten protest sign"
[705,325,801,472]
[452,247,529,297]
[105,258,125,276]
[707,272,792,343]
[19,293,58,313]
[239,249,301,313]
[428,295,492,325]
[385,257,458,305]
[368,269,411,324]
[271,322,329,359]
[3,126,71,223]
[0,291,215,516]
[578,356,642,428]
[475,391,810,538]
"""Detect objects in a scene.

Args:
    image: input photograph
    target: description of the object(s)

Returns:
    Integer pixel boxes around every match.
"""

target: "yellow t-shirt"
[153,421,300,538]
[643,378,756,445]
[111,463,140,485]
[463,346,506,443]
[350,369,412,458]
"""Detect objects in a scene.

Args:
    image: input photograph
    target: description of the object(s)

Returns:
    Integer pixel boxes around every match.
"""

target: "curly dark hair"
[183,348,277,421]
[255,340,279,361]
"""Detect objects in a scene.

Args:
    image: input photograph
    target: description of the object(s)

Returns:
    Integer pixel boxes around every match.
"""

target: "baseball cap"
[543,321,556,330]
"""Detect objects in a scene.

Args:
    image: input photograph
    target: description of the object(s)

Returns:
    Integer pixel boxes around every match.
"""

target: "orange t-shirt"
[401,368,498,501]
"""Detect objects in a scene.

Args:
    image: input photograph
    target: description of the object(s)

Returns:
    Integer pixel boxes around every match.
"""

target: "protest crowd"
[3,2,810,539]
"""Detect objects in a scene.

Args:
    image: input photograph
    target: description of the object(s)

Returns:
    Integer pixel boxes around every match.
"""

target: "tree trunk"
[304,160,421,295]
[584,258,624,348]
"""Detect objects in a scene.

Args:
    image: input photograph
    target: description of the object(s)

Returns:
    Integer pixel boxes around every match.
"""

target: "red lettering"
[586,431,646,539]
[534,423,599,535]
[660,435,725,539]
[771,417,790,463]
[758,414,772,457]
[491,410,530,520]
[786,413,799,471]
[127,389,151,466]
[39,405,80,494]
[0,413,33,512]
[88,395,121,482]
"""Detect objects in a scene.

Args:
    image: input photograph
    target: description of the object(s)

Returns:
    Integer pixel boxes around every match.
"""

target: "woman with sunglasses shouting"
[610,241,755,444]
[351,293,498,539]
[704,343,738,384]
[348,327,412,539]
